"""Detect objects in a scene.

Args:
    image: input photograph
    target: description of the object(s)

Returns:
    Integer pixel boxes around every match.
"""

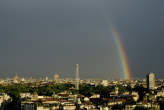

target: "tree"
[79,84,94,97]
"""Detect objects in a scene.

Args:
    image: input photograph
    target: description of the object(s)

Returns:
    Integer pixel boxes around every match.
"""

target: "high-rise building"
[146,72,155,90]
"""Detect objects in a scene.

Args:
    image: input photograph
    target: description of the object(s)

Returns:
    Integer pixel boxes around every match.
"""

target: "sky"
[0,0,164,79]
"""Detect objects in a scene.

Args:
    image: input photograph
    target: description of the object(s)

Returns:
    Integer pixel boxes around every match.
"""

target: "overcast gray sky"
[0,0,164,79]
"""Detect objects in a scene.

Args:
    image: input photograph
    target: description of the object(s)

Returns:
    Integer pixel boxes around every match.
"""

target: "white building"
[157,89,164,97]
[101,80,108,87]
[146,72,155,90]
[21,102,36,110]
[0,93,11,107]
[60,102,76,110]
[53,74,59,81]
[131,92,139,102]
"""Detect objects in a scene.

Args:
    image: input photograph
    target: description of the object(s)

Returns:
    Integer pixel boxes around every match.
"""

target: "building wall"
[147,72,155,90]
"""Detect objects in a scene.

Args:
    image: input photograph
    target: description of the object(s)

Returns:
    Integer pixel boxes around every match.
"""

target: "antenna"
[75,64,79,90]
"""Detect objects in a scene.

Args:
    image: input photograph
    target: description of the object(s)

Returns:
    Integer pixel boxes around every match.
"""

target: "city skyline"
[0,0,164,79]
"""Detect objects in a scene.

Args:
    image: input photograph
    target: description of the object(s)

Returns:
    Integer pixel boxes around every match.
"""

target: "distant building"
[45,76,48,81]
[60,102,76,110]
[146,72,155,90]
[13,73,19,83]
[21,102,36,110]
[101,80,108,87]
[131,92,139,102]
[115,87,119,95]
[53,74,59,81]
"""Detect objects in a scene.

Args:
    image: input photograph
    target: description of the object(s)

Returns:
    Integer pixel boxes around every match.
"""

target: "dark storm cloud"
[0,0,164,79]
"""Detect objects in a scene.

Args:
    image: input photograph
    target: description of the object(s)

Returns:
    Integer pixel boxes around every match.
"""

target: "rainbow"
[112,27,131,80]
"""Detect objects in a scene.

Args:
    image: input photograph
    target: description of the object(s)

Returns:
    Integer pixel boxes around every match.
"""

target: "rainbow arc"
[112,27,131,80]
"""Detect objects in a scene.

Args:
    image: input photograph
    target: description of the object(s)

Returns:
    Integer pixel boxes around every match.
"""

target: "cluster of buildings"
[0,64,164,110]
[18,72,163,110]
[20,91,97,110]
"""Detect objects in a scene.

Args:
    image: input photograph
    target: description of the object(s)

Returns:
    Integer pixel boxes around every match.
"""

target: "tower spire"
[75,64,79,90]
